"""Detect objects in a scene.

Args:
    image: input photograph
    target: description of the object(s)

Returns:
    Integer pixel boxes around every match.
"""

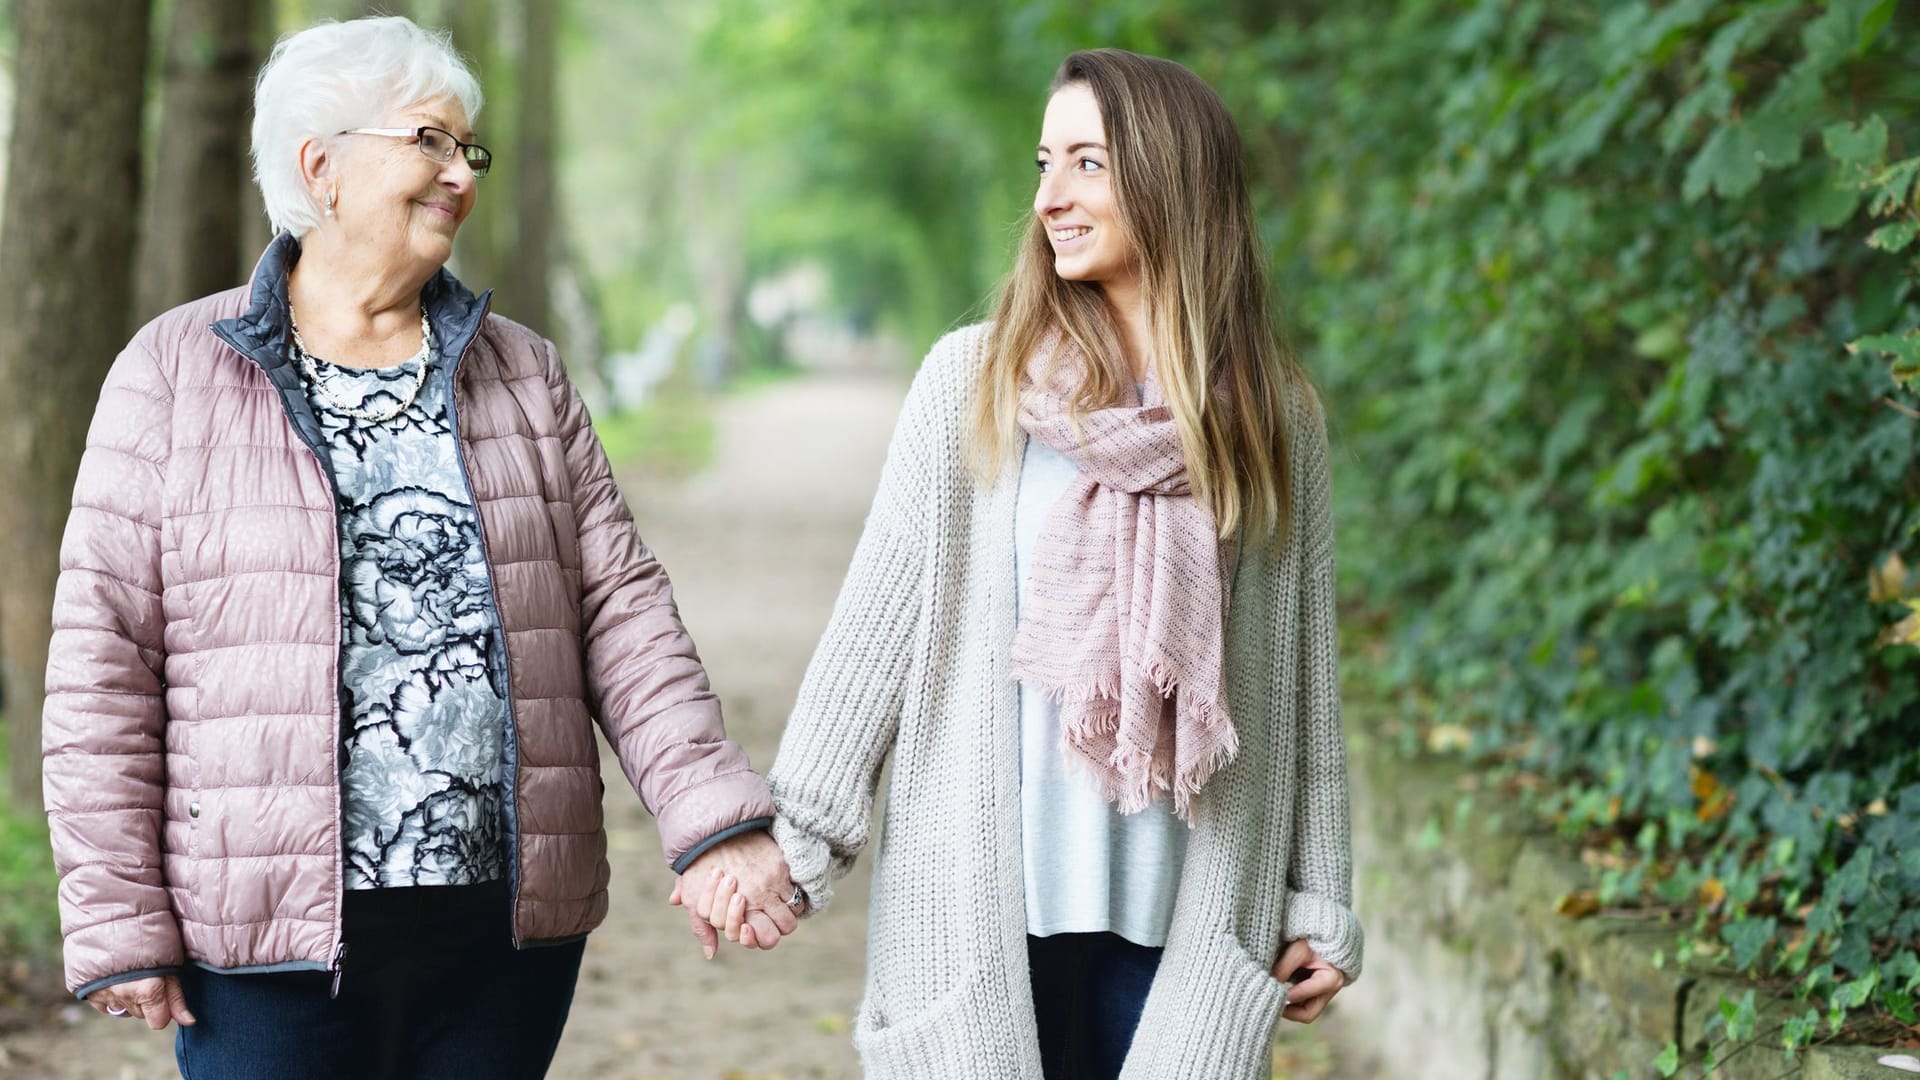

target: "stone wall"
[1326,710,1890,1079]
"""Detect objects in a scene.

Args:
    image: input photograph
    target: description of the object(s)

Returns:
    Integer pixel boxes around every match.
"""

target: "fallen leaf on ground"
[1691,766,1733,822]
[813,1013,849,1035]
[1556,891,1601,918]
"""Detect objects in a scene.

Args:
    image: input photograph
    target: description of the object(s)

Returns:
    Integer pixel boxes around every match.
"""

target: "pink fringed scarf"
[1009,340,1237,822]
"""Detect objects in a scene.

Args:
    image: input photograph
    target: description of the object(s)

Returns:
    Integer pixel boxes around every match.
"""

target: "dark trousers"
[174,880,584,1080]
[1027,932,1163,1080]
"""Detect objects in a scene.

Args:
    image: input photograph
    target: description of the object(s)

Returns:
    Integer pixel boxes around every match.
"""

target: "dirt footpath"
[548,370,905,1080]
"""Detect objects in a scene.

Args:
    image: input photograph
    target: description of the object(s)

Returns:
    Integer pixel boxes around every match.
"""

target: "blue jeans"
[1027,932,1163,1080]
[174,880,584,1080]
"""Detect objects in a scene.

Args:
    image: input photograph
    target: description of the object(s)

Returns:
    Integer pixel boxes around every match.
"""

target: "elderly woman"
[41,16,799,1078]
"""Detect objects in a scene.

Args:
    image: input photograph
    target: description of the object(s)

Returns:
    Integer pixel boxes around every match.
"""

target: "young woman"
[686,48,1361,1079]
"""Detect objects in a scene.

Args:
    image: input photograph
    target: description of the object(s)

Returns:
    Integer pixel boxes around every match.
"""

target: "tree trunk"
[0,0,153,811]
[237,3,278,269]
[137,0,260,323]
[449,0,502,292]
[507,0,557,335]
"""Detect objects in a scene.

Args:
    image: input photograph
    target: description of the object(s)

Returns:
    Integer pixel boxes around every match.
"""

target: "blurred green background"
[0,0,1915,1071]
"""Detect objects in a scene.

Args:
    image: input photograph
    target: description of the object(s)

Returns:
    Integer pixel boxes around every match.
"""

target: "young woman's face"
[1034,83,1135,290]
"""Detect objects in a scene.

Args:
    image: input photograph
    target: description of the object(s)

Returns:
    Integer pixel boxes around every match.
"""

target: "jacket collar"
[213,231,492,375]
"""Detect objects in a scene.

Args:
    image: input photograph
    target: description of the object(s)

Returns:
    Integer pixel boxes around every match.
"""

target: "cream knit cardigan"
[769,324,1362,1079]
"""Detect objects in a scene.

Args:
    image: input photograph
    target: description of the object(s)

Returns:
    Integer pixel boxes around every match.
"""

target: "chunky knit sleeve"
[767,332,966,911]
[1278,385,1365,981]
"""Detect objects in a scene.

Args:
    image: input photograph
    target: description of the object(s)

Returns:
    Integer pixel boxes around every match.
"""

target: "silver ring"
[106,1006,127,1017]
[786,885,806,912]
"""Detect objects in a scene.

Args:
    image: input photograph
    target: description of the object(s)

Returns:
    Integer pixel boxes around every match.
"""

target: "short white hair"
[251,17,483,238]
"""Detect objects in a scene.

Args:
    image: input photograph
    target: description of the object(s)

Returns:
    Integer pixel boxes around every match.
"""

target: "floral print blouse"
[300,345,509,890]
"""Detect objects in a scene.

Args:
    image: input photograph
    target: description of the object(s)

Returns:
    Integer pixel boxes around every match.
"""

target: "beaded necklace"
[290,304,433,423]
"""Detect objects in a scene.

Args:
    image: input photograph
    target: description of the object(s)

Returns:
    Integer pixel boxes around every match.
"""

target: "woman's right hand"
[1273,939,1347,1024]
[88,975,196,1031]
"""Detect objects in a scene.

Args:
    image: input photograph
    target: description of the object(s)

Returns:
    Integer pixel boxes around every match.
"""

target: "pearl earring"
[325,192,335,218]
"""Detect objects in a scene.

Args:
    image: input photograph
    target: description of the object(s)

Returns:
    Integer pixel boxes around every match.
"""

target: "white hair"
[251,16,483,238]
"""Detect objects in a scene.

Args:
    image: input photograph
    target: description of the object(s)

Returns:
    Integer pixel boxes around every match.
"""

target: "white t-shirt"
[1015,437,1188,947]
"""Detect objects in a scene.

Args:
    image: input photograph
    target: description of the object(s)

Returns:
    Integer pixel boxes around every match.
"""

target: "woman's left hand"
[668,830,801,957]
[1273,938,1347,1023]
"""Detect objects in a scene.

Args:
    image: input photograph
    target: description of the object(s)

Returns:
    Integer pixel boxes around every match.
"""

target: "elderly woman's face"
[332,95,478,267]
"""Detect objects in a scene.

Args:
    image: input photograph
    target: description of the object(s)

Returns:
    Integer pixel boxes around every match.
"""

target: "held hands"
[1273,939,1347,1024]
[667,829,803,959]
[87,975,196,1030]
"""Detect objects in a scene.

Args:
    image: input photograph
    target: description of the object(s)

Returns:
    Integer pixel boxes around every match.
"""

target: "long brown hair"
[970,48,1310,543]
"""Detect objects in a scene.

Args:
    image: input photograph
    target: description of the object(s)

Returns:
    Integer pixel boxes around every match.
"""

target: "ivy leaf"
[1801,0,1882,69]
[1832,849,1875,907]
[1725,917,1778,970]
[1723,988,1760,1040]
[1823,116,1888,172]
[1685,122,1762,202]
[1835,969,1881,1008]
[1654,1042,1681,1077]
[1868,220,1919,253]
[1868,159,1920,217]
[1859,0,1898,53]
[1783,1007,1821,1052]
[1537,72,1647,172]
[1850,330,1920,387]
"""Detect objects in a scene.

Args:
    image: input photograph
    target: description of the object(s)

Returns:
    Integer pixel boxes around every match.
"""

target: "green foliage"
[0,803,58,985]
[591,389,716,479]
[683,0,1070,344]
[1259,0,1920,1057]
[0,731,60,995]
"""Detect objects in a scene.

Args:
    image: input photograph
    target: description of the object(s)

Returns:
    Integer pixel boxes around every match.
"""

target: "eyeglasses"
[338,125,492,178]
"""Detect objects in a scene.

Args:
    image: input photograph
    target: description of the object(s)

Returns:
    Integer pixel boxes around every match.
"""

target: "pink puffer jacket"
[44,236,773,997]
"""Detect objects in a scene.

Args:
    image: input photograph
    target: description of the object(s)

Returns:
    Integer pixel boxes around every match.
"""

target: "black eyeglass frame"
[338,125,492,177]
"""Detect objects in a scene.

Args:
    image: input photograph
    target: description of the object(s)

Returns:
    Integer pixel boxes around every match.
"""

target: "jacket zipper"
[438,295,527,948]
[328,942,350,999]
[214,322,357,999]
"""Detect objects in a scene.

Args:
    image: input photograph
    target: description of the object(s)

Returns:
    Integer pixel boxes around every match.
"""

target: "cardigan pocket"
[1190,932,1293,1077]
[1219,931,1291,1013]
[852,967,984,1076]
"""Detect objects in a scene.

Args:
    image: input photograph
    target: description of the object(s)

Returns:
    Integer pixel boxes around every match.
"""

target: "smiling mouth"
[1052,226,1092,242]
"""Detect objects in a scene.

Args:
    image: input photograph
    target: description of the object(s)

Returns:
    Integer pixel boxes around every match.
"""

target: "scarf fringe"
[1038,665,1240,824]
[1011,665,1124,709]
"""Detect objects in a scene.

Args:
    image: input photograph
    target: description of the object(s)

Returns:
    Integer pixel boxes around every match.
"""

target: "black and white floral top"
[300,346,509,890]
